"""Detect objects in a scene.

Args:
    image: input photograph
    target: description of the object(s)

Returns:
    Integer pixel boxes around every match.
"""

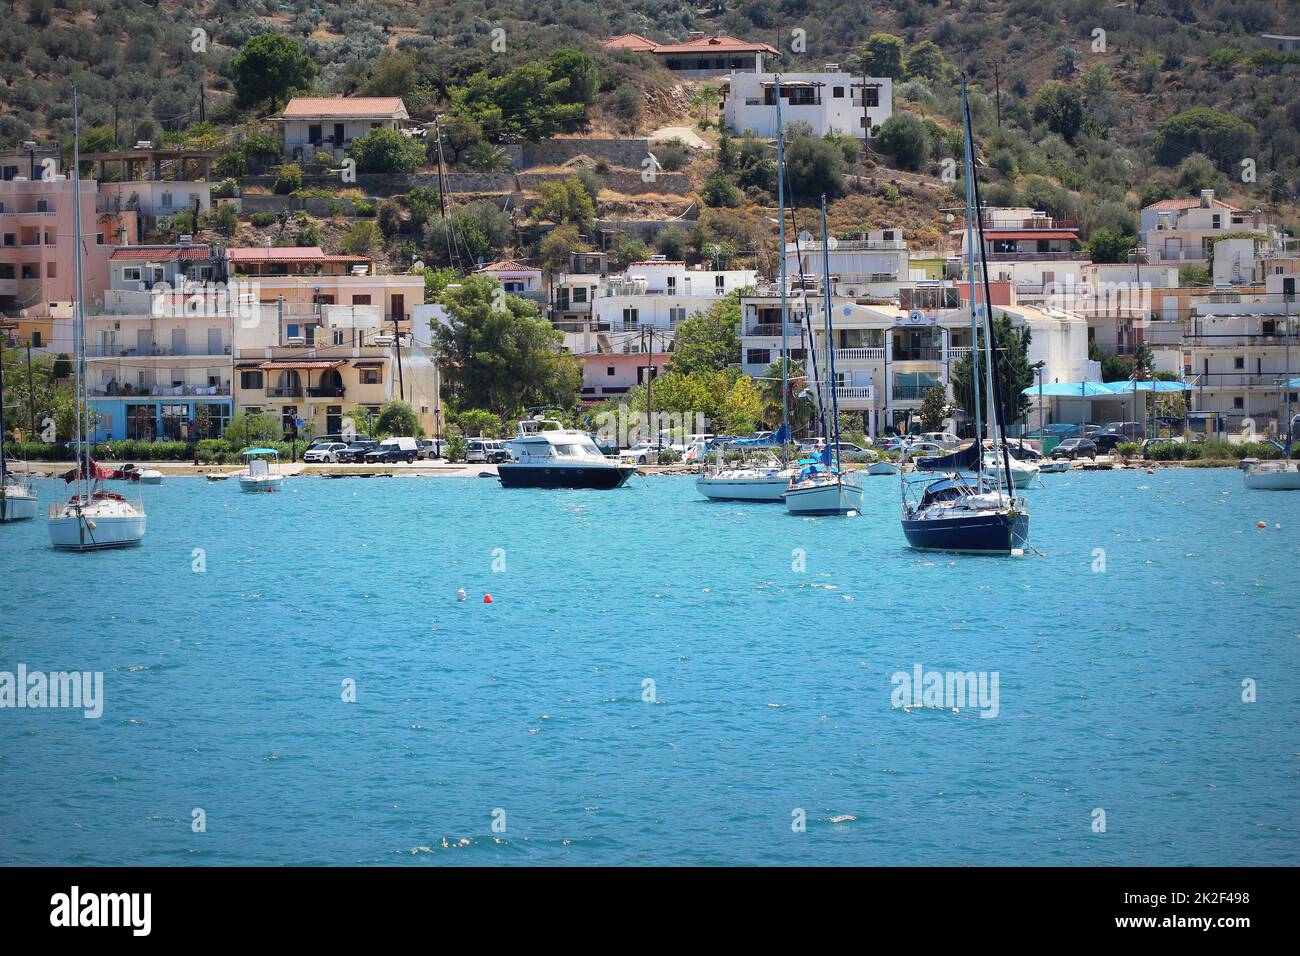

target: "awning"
[256,360,346,370]
[986,231,1077,241]
[352,360,385,368]
[1021,381,1117,397]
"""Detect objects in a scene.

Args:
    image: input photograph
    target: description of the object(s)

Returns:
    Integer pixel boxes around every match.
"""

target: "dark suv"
[1050,438,1098,460]
[337,440,378,463]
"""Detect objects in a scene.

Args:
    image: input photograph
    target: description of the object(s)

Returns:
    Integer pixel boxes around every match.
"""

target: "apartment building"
[739,284,1089,436]
[952,207,1089,301]
[786,229,909,298]
[1139,189,1282,271]
[550,249,608,331]
[721,69,892,139]
[593,259,758,332]
[1182,272,1299,433]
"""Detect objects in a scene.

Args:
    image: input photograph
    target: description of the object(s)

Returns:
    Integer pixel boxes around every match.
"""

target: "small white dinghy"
[236,448,284,493]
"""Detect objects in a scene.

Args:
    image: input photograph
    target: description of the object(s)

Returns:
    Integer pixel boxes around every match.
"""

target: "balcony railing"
[892,384,939,400]
[305,386,345,398]
[835,386,875,402]
[892,347,944,362]
[983,250,1086,262]
[267,387,303,398]
[834,347,886,361]
[87,344,229,358]
[88,384,230,397]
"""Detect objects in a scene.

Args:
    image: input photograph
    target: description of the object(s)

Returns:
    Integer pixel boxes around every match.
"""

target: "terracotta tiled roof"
[627,260,685,266]
[603,33,778,55]
[281,97,408,119]
[1144,197,1240,212]
[109,246,211,261]
[228,247,370,263]
[477,258,538,272]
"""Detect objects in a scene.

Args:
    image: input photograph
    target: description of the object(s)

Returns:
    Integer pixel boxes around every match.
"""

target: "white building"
[1139,189,1281,271]
[98,180,212,221]
[722,70,892,138]
[1183,272,1299,433]
[475,258,544,297]
[786,229,909,297]
[952,207,1090,301]
[278,97,410,160]
[739,283,1089,436]
[593,259,758,332]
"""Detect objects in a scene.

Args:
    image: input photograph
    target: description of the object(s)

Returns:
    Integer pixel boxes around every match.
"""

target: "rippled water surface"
[1,469,1297,865]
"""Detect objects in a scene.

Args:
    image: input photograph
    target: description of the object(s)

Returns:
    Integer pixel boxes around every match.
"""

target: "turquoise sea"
[1,470,1297,866]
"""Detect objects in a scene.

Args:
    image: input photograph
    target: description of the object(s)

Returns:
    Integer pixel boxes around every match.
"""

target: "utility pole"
[390,316,405,403]
[993,63,1002,129]
[26,343,35,440]
[433,116,459,271]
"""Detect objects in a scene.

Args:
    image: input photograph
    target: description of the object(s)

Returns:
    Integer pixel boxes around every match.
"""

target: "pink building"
[0,175,117,318]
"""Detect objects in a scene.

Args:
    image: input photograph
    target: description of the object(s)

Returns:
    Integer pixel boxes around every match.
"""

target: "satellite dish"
[411,260,425,272]
[826,236,839,250]
[908,310,928,324]
[797,230,814,245]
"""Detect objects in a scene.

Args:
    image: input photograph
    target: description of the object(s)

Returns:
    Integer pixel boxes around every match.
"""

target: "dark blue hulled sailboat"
[899,78,1029,555]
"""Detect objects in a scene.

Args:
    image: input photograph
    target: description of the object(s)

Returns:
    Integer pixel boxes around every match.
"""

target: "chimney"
[1200,188,1214,208]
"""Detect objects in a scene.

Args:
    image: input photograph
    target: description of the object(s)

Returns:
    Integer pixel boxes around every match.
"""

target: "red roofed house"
[949,207,1088,302]
[278,96,410,160]
[603,31,778,76]
[475,258,544,296]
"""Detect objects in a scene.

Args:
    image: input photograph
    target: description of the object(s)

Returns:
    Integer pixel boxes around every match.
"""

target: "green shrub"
[250,211,277,228]
[272,163,302,195]
[445,434,467,462]
[354,199,377,217]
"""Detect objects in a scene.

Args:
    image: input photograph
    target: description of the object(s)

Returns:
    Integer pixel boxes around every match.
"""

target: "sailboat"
[0,349,38,522]
[899,78,1028,554]
[696,74,798,502]
[783,196,865,516]
[47,86,147,550]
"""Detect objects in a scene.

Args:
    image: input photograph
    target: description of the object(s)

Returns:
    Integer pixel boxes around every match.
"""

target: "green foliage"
[783,133,846,200]
[1153,108,1255,172]
[671,296,741,376]
[918,385,949,431]
[348,128,424,174]
[905,40,949,83]
[875,113,931,171]
[861,33,906,79]
[210,203,239,237]
[950,313,1034,427]
[451,409,505,438]
[271,163,302,195]
[1087,229,1135,264]
[701,173,740,208]
[375,400,421,438]
[1180,264,1213,287]
[223,411,283,448]
[340,220,379,255]
[432,274,579,414]
[1031,81,1084,143]
[444,434,468,462]
[452,56,593,141]
[655,138,691,171]
[538,224,586,275]
[423,201,512,265]
[231,34,316,109]
[534,178,595,229]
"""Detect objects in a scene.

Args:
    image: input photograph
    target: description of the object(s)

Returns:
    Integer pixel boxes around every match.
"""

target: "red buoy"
[483,594,493,604]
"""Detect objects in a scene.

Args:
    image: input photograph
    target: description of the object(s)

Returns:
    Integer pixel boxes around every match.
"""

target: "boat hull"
[901,509,1029,555]
[695,475,789,501]
[1243,465,1300,490]
[1,490,39,522]
[783,475,865,515]
[238,476,284,493]
[866,462,900,476]
[498,463,637,489]
[48,509,146,550]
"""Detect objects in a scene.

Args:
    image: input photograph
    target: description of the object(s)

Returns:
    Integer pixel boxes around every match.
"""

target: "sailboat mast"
[0,344,7,479]
[820,195,842,453]
[71,85,86,500]
[775,74,790,452]
[959,79,984,457]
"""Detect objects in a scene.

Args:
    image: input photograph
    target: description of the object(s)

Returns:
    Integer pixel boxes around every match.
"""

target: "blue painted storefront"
[88,397,233,443]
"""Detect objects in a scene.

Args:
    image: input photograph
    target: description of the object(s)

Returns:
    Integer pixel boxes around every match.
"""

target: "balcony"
[892,346,944,362]
[87,344,229,358]
[834,347,885,362]
[982,250,1087,262]
[892,384,940,401]
[305,385,345,398]
[958,216,1079,232]
[88,384,230,397]
[267,387,304,398]
[747,323,795,337]
[835,386,875,404]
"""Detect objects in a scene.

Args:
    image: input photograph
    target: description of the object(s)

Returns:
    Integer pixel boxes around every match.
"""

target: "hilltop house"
[277,97,410,160]
[951,206,1089,302]
[1139,189,1282,272]
[592,258,758,332]
[722,69,892,139]
[603,32,778,77]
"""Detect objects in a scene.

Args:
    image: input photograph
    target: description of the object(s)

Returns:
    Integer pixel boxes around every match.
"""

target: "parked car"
[363,437,419,464]
[620,441,660,465]
[1050,438,1098,460]
[466,438,511,464]
[303,442,349,463]
[1096,421,1144,440]
[829,441,877,462]
[1006,442,1043,461]
[416,439,442,460]
[308,433,368,449]
[917,431,961,449]
[336,440,378,463]
[903,441,949,459]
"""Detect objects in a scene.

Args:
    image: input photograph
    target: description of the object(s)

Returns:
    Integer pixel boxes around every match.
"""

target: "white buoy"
[456,588,466,602]
[1011,547,1024,557]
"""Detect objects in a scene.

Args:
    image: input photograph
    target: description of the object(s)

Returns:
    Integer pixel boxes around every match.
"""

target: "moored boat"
[499,418,637,489]
[1243,460,1300,490]
[237,448,284,493]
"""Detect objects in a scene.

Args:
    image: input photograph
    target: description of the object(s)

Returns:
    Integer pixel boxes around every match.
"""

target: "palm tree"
[757,358,816,437]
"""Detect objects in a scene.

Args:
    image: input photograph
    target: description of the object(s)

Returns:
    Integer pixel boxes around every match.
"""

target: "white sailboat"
[783,196,864,517]
[697,74,798,502]
[1,346,38,522]
[48,86,146,550]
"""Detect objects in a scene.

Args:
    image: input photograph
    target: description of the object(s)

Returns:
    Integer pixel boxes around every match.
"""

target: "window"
[833,86,844,98]
[747,348,771,366]
[0,265,12,279]
[669,307,687,325]
[863,87,879,108]
[607,366,616,376]
[332,330,345,346]
[47,263,56,278]
[622,308,639,327]
[573,287,587,303]
[715,275,725,292]
[35,199,48,212]
[97,233,104,244]
[161,191,173,209]
[1212,214,1221,229]
[1234,356,1245,369]
[360,368,381,385]
[240,370,264,390]
[351,294,371,305]
[123,267,141,282]
[31,331,41,348]
[667,276,676,293]
[3,234,14,246]
[1233,397,1244,409]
